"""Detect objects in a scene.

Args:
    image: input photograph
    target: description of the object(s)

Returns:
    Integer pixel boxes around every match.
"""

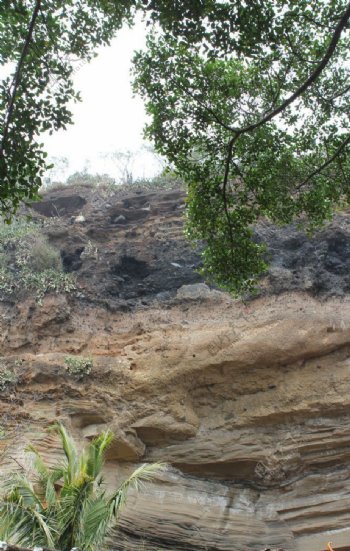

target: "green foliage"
[19,269,76,303]
[64,356,93,379]
[0,423,165,550]
[134,171,184,191]
[66,171,116,188]
[0,368,17,392]
[133,1,350,294]
[27,237,62,272]
[63,170,182,196]
[2,2,350,293]
[0,1,135,219]
[0,220,75,302]
[0,219,38,242]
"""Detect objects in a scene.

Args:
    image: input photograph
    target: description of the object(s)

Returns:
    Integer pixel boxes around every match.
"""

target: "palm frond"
[0,425,165,551]
[31,509,56,548]
[25,444,49,481]
[25,444,65,496]
[44,478,56,507]
[49,423,78,484]
[0,500,56,547]
[50,465,66,483]
[3,474,42,508]
[110,462,167,517]
[56,477,94,550]
[75,497,112,550]
[83,430,113,480]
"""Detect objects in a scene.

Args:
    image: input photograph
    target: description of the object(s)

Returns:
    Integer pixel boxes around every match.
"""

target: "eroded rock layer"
[1,184,350,551]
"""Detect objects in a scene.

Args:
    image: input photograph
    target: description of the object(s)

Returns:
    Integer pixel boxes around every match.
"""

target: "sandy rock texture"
[1,184,350,551]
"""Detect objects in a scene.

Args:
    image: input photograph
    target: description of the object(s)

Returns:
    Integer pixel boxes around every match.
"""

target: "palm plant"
[0,424,165,551]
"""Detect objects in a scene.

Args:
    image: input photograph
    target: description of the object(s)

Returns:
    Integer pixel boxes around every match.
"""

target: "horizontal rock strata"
[0,185,350,550]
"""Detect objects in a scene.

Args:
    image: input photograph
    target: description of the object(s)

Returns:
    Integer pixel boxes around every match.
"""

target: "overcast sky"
[43,19,161,180]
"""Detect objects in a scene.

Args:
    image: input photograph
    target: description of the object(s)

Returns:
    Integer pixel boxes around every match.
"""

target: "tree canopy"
[0,0,133,216]
[1,1,350,293]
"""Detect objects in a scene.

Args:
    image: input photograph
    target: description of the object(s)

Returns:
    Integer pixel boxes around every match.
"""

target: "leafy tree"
[66,170,115,188]
[133,1,350,293]
[0,423,165,550]
[0,0,134,218]
[2,1,350,292]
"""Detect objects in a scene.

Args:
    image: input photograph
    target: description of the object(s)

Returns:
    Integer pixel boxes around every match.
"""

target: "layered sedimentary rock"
[1,184,350,551]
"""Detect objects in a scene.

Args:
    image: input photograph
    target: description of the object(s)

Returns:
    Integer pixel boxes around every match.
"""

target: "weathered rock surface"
[1,184,350,551]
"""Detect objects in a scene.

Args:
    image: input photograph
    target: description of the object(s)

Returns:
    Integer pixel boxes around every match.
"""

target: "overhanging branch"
[0,0,42,158]
[220,3,350,231]
[231,2,350,135]
[296,133,350,190]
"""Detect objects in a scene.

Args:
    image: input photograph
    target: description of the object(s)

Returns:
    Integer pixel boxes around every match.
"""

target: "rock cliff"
[1,183,350,551]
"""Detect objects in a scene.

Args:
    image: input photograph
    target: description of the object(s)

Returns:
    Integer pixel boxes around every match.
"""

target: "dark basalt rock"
[29,184,350,305]
[61,247,85,272]
[258,217,350,297]
[111,255,151,279]
[31,195,86,217]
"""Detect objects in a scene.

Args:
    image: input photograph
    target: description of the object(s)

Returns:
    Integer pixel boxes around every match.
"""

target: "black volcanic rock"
[258,216,350,297]
[28,184,350,306]
[31,194,86,217]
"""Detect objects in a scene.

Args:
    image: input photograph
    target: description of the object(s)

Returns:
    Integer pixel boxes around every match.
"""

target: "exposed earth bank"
[1,184,350,551]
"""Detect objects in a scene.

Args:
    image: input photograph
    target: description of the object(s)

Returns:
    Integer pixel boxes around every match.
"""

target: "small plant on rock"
[0,368,17,392]
[64,355,93,379]
[26,237,62,272]
[0,219,76,303]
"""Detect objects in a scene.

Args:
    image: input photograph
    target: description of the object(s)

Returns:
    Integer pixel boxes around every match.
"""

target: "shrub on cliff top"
[0,220,75,302]
[27,237,62,273]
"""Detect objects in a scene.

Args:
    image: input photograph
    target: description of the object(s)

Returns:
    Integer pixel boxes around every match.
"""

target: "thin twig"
[168,73,234,132]
[9,455,26,471]
[296,133,350,190]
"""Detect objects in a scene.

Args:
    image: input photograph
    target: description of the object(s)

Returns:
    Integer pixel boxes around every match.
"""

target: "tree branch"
[230,2,350,134]
[223,4,350,204]
[0,0,41,158]
[222,134,239,255]
[168,73,234,132]
[153,3,350,144]
[284,29,318,66]
[296,133,350,190]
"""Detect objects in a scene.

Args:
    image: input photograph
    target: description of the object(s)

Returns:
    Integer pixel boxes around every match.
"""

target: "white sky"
[42,20,162,181]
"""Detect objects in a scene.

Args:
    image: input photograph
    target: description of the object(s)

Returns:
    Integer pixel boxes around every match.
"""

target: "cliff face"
[1,184,350,551]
